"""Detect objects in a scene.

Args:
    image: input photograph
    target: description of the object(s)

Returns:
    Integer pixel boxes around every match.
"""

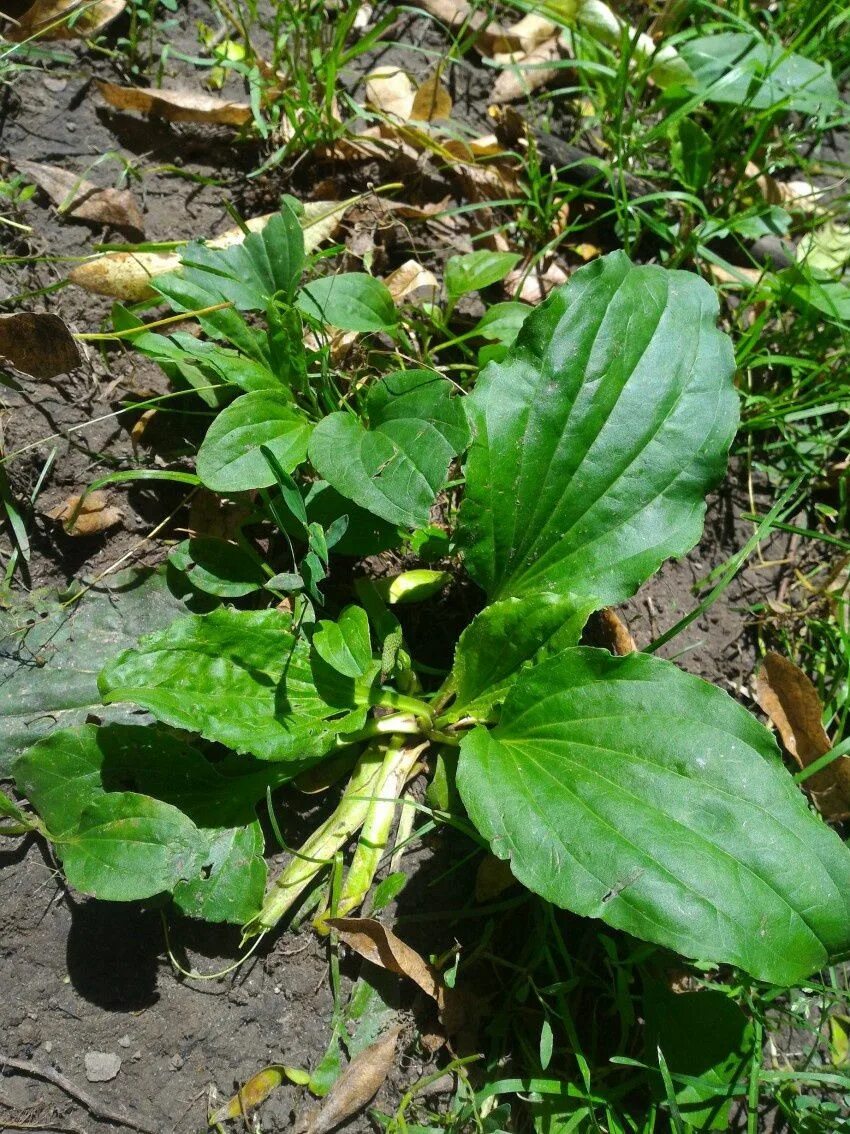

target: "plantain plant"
[6,231,850,986]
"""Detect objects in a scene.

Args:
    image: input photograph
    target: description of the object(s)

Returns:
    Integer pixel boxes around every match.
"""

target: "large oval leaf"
[196,391,312,492]
[99,608,368,764]
[457,647,850,984]
[309,370,469,528]
[456,252,738,605]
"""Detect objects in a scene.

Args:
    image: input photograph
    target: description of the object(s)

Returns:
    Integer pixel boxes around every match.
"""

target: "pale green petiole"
[247,737,424,936]
[316,738,427,927]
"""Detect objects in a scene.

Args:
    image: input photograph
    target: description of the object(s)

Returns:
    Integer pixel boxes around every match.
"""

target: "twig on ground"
[0,1055,157,1134]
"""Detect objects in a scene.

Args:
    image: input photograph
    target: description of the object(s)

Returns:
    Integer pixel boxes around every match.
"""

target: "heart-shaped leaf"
[58,792,208,902]
[457,647,850,985]
[456,252,738,605]
[308,370,470,528]
[197,391,312,492]
[312,605,373,679]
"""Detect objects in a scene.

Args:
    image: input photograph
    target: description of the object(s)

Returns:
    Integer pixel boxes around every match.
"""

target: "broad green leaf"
[643,981,755,1130]
[58,792,208,902]
[680,33,839,115]
[446,593,594,722]
[297,273,396,332]
[100,608,367,764]
[312,606,373,679]
[169,538,266,598]
[196,391,312,492]
[155,207,306,312]
[456,252,738,605]
[173,823,267,924]
[309,370,470,528]
[0,569,189,776]
[471,301,532,345]
[13,724,276,922]
[128,327,277,398]
[457,647,850,984]
[445,251,520,303]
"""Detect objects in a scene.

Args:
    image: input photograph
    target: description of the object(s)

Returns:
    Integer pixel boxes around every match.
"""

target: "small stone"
[118,1035,131,1048]
[85,1051,121,1082]
[168,1054,184,1072]
[43,1041,53,1054]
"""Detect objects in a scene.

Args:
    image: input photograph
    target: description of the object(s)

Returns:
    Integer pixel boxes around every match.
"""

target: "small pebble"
[118,1035,131,1048]
[85,1051,121,1082]
[169,1054,184,1072]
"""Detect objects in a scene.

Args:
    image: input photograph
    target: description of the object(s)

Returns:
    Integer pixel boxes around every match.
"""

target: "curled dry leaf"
[384,260,439,306]
[410,73,453,122]
[365,68,415,120]
[5,0,124,41]
[502,11,558,53]
[16,159,144,237]
[595,607,638,655]
[69,201,347,300]
[756,651,850,821]
[211,1064,309,1124]
[0,312,81,379]
[299,1028,401,1134]
[48,491,122,537]
[411,0,510,55]
[326,917,466,1038]
[96,80,251,127]
[491,36,563,104]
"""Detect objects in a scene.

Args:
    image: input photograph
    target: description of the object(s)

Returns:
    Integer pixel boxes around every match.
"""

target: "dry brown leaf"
[410,73,453,122]
[301,1028,401,1134]
[453,158,521,202]
[442,134,506,162]
[475,854,516,902]
[96,80,251,126]
[411,0,511,54]
[48,491,122,536]
[384,260,439,306]
[596,608,637,655]
[502,12,558,53]
[16,159,144,236]
[491,36,562,104]
[365,68,415,120]
[704,263,764,288]
[69,202,346,300]
[68,249,179,301]
[505,260,568,304]
[327,917,442,1000]
[5,0,124,41]
[188,488,251,542]
[0,312,81,379]
[756,652,850,821]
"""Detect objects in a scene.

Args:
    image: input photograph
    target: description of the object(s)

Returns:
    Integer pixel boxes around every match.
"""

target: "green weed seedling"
[6,215,850,991]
